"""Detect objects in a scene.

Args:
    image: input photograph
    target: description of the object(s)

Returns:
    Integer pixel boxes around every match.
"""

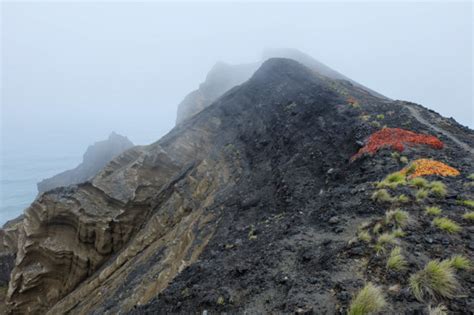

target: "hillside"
[2,57,473,314]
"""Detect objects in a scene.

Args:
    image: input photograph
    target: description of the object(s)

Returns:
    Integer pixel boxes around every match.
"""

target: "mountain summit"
[2,55,473,314]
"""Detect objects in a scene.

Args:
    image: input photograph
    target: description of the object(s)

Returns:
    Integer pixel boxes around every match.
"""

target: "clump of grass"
[358,230,371,243]
[376,114,385,120]
[446,255,471,270]
[348,282,386,315]
[433,217,461,234]
[428,304,448,315]
[395,194,410,203]
[429,181,447,198]
[410,177,429,189]
[463,212,474,221]
[425,206,442,216]
[371,189,393,203]
[392,228,406,238]
[416,189,429,201]
[386,246,407,271]
[467,173,474,180]
[375,233,396,253]
[457,199,474,208]
[409,260,459,301]
[377,172,406,189]
[385,209,410,228]
[372,222,382,234]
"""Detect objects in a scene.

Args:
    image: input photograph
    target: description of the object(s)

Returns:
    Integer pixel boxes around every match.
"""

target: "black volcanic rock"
[37,132,133,193]
[5,57,474,315]
[175,49,388,124]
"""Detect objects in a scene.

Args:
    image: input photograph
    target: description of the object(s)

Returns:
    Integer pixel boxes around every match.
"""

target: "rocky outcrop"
[37,132,134,193]
[5,57,474,314]
[175,61,258,124]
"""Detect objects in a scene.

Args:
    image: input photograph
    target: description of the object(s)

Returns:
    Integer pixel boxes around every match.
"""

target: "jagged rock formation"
[37,132,134,193]
[4,56,474,314]
[175,61,258,124]
[175,48,388,124]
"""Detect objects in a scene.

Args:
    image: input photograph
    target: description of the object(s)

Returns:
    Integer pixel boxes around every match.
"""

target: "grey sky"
[1,1,473,154]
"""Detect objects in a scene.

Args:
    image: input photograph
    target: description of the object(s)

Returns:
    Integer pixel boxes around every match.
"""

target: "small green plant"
[429,181,447,198]
[376,114,385,120]
[372,222,382,234]
[386,246,407,271]
[425,206,442,216]
[428,304,448,315]
[358,230,371,243]
[391,228,406,238]
[375,233,396,253]
[410,177,429,189]
[395,194,410,203]
[457,199,474,208]
[371,189,393,203]
[446,255,471,270]
[385,209,410,228]
[433,217,461,233]
[377,172,406,189]
[467,173,474,180]
[217,296,225,305]
[370,121,381,128]
[416,189,429,201]
[409,260,459,301]
[391,151,400,159]
[348,282,386,315]
[463,212,474,221]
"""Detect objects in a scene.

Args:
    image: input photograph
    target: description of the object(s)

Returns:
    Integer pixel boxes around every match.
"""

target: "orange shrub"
[401,159,460,178]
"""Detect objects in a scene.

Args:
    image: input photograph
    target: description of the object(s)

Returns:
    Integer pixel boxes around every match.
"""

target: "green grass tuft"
[377,172,406,189]
[385,209,410,228]
[386,246,407,271]
[467,173,474,180]
[375,233,396,254]
[463,212,474,221]
[358,230,371,243]
[391,228,406,238]
[409,259,459,301]
[446,255,471,270]
[410,177,429,189]
[371,189,393,203]
[372,222,382,234]
[433,217,461,233]
[425,206,442,216]
[429,181,447,198]
[400,156,409,164]
[348,282,386,315]
[428,304,448,315]
[416,189,429,201]
[395,194,410,203]
[457,199,474,208]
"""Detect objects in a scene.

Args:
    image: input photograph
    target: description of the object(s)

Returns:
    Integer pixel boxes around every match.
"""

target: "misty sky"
[1,1,473,157]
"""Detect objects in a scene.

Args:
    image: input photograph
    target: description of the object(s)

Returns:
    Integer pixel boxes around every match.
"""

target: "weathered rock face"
[175,61,258,124]
[5,57,474,315]
[37,132,134,193]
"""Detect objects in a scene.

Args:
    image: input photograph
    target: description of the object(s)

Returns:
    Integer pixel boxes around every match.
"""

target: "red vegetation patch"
[352,128,444,160]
